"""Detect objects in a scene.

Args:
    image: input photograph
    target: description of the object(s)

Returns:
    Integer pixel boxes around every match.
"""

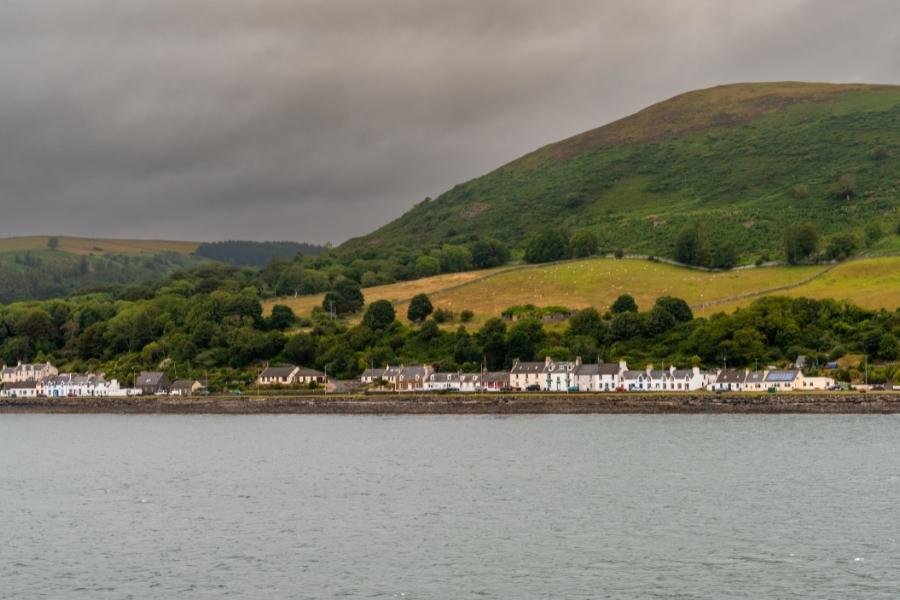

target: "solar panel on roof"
[767,371,795,381]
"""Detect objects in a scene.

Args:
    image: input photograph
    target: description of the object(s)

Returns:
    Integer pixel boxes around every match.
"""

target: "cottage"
[481,371,509,391]
[360,367,387,386]
[137,371,170,395]
[621,369,649,391]
[743,370,768,392]
[257,364,299,385]
[459,373,481,392]
[425,372,461,391]
[764,369,803,391]
[509,358,549,390]
[295,368,326,385]
[1,380,39,398]
[170,379,208,396]
[709,369,747,392]
[796,375,834,391]
[396,365,431,391]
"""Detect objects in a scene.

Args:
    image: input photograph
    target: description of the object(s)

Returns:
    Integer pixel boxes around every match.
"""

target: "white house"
[1,361,58,384]
[1,380,39,398]
[459,373,481,392]
[545,358,579,391]
[509,358,549,390]
[708,369,747,392]
[258,365,300,385]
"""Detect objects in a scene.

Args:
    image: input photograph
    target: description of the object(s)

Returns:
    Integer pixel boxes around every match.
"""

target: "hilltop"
[340,82,900,263]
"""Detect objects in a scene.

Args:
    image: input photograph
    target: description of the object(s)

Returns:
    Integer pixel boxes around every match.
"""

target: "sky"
[0,0,897,244]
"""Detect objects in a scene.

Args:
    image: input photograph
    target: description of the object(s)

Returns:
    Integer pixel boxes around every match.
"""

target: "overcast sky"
[0,1,897,244]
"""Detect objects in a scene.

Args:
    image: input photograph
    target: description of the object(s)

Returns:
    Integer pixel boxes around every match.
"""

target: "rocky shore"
[2,392,899,414]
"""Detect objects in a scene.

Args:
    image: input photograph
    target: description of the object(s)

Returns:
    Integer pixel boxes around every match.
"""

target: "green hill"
[340,82,900,263]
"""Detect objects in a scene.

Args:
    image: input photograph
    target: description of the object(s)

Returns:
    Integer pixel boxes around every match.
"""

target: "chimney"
[618,359,627,373]
[575,356,582,366]
[545,356,553,366]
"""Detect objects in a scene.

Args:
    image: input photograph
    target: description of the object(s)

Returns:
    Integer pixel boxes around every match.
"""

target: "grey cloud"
[0,0,897,243]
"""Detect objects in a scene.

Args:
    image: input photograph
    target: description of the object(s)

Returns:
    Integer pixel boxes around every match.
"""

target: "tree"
[865,222,884,246]
[268,304,296,331]
[506,319,545,362]
[524,230,569,264]
[643,306,676,337]
[611,294,638,314]
[470,239,510,269]
[47,236,59,250]
[460,309,474,323]
[476,318,507,370]
[414,255,441,278]
[785,222,820,264]
[567,308,607,341]
[826,233,858,261]
[654,296,693,322]
[828,174,856,200]
[674,225,711,267]
[438,244,473,273]
[710,242,737,270]
[323,278,364,316]
[362,300,395,330]
[407,293,434,323]
[569,230,599,258]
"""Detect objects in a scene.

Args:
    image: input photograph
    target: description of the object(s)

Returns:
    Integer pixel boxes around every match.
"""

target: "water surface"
[2,415,899,598]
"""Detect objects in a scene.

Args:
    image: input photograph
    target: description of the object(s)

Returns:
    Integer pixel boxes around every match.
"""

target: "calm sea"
[2,415,899,599]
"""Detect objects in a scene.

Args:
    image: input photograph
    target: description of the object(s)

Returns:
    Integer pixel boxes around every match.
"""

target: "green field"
[264,256,900,324]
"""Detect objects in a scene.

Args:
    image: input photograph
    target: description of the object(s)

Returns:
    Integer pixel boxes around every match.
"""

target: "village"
[4,356,887,400]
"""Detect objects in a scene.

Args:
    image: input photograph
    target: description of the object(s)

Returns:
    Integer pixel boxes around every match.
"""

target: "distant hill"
[0,236,326,303]
[340,82,900,263]
[194,240,326,267]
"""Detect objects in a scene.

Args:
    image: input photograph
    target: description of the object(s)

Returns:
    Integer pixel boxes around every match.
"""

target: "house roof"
[482,371,509,383]
[510,361,545,374]
[260,365,297,379]
[545,361,577,373]
[3,381,37,389]
[400,366,428,379]
[672,369,694,379]
[296,367,325,377]
[430,372,460,382]
[362,368,386,378]
[765,370,799,382]
[745,371,767,384]
[622,370,645,379]
[716,370,747,384]
[138,371,166,386]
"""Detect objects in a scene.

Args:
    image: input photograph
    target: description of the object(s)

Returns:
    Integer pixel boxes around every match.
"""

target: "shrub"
[470,239,510,269]
[569,230,599,258]
[433,308,454,323]
[611,294,638,314]
[865,222,884,246]
[790,184,809,199]
[828,174,856,200]
[826,233,858,261]
[871,146,889,161]
[460,309,474,323]
[362,300,396,330]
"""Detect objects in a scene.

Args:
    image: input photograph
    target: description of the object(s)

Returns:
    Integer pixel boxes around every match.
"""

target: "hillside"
[0,237,325,303]
[264,256,900,325]
[340,82,900,263]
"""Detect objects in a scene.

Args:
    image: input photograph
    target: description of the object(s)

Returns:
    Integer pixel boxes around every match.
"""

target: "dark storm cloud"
[0,0,897,243]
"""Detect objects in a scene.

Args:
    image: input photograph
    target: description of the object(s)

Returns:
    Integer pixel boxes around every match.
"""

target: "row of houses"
[358,357,835,393]
[0,364,208,398]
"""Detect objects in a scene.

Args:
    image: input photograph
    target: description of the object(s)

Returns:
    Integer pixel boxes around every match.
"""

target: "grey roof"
[260,365,297,379]
[3,381,37,389]
[648,369,668,379]
[715,370,747,384]
[171,379,195,390]
[459,373,481,383]
[745,371,767,384]
[482,371,509,383]
[430,372,460,382]
[622,370,646,379]
[138,371,166,386]
[400,366,428,379]
[510,361,545,374]
[545,361,577,373]
[361,368,386,378]
[672,369,694,379]
[295,367,325,377]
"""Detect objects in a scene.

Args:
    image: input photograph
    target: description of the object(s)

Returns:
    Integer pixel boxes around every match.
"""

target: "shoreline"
[1,392,899,414]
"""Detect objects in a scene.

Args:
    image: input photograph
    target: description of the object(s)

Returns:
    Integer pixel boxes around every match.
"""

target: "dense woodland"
[0,257,896,390]
[194,240,326,267]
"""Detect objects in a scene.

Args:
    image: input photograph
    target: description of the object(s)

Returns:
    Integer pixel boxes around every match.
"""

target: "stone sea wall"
[1,392,899,414]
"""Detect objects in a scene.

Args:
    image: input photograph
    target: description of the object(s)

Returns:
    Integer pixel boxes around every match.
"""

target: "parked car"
[526,384,541,392]
[499,386,514,393]
[567,386,580,393]
[872,384,885,391]
[615,385,627,393]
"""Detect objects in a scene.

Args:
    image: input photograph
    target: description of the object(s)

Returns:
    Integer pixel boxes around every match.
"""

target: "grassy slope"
[263,255,900,324]
[340,82,900,262]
